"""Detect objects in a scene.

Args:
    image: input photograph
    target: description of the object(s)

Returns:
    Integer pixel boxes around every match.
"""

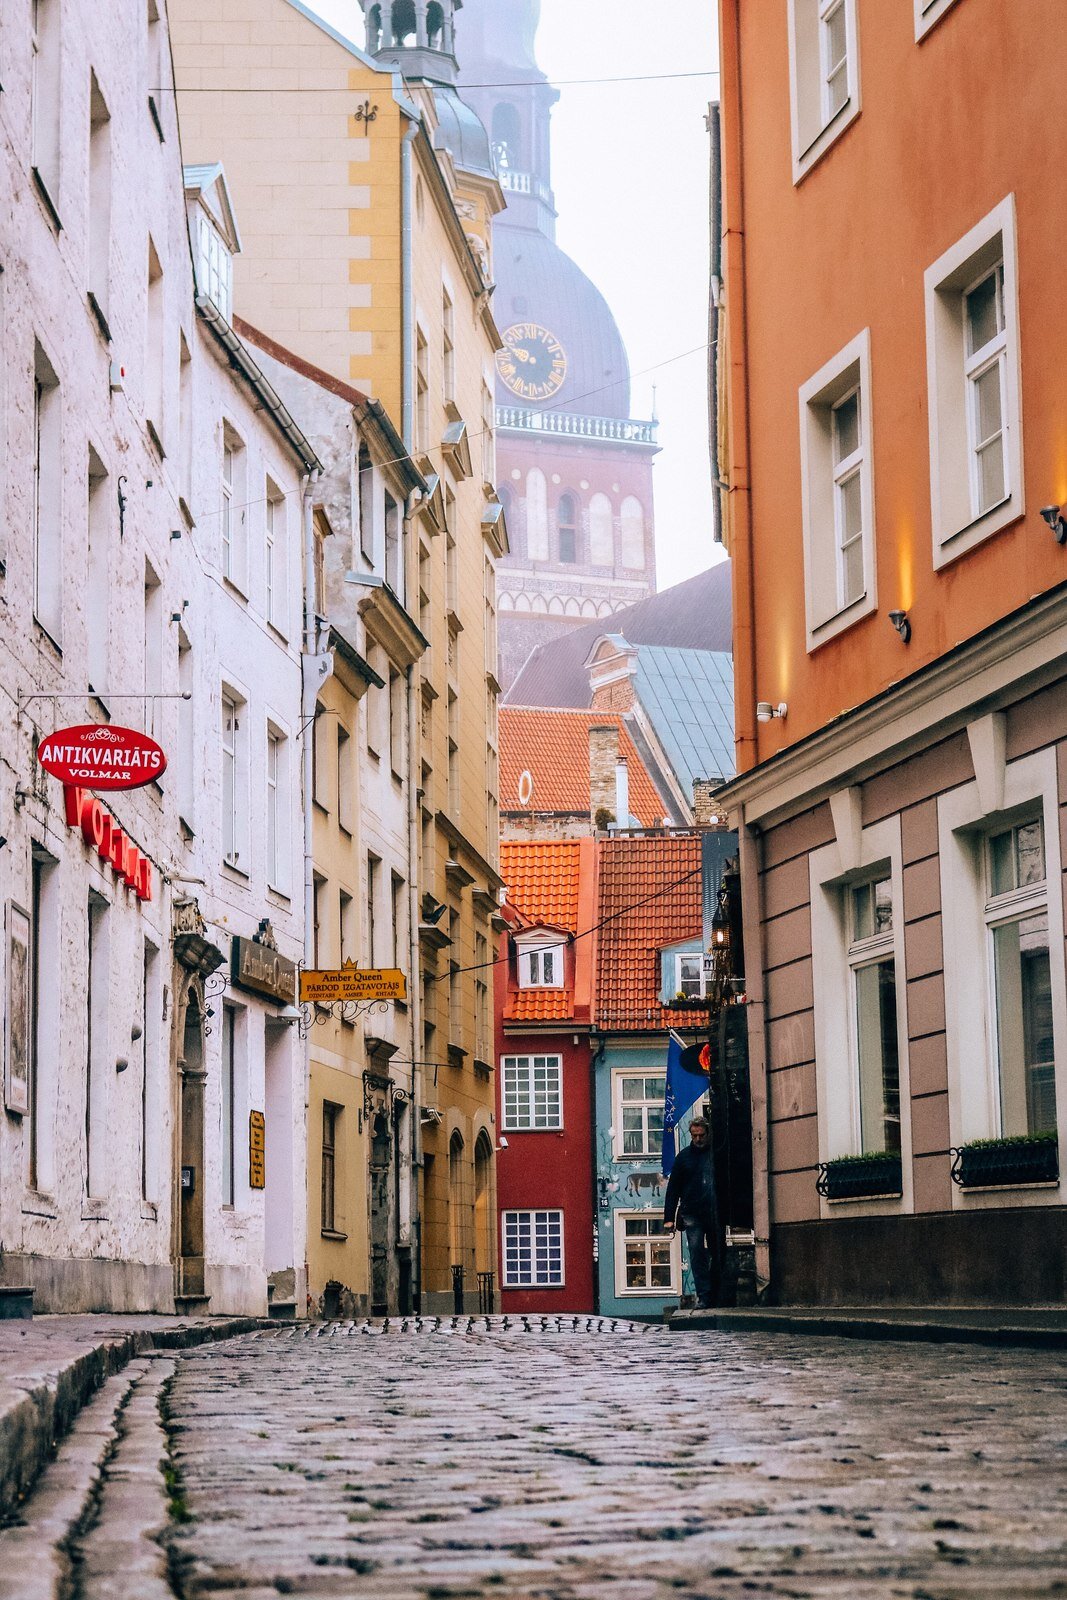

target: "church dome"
[494,226,631,418]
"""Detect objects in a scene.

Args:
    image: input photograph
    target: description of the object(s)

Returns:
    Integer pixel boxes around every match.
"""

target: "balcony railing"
[496,405,658,446]
[498,169,553,204]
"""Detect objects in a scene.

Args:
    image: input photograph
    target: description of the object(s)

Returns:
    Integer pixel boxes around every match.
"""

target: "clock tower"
[456,0,659,688]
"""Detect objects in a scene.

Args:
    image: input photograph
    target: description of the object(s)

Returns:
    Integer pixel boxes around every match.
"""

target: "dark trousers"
[680,1212,721,1306]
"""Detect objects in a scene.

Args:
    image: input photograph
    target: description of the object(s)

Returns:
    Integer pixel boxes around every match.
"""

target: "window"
[986,820,1056,1138]
[33,342,62,644]
[87,74,112,326]
[481,380,495,488]
[366,856,379,965]
[614,1212,679,1295]
[265,484,286,633]
[447,689,459,817]
[86,449,109,695]
[614,1073,667,1159]
[787,0,860,183]
[143,560,162,743]
[442,288,455,402]
[446,525,458,615]
[196,213,233,320]
[391,872,405,969]
[177,332,193,515]
[85,895,109,1199]
[384,492,401,598]
[31,0,61,209]
[221,691,245,868]
[313,874,325,968]
[266,726,289,892]
[221,1007,236,1206]
[915,0,964,42]
[848,875,901,1155]
[358,442,375,562]
[526,469,549,561]
[321,1102,341,1233]
[925,196,1022,565]
[366,646,385,758]
[502,1054,562,1131]
[145,239,164,448]
[336,724,353,833]
[557,493,578,564]
[661,946,706,1002]
[389,669,404,780]
[178,636,195,831]
[142,939,160,1203]
[502,1209,563,1287]
[515,938,564,989]
[146,0,165,138]
[620,496,645,570]
[588,492,613,567]
[415,328,429,454]
[339,889,355,965]
[220,426,247,588]
[29,847,59,1194]
[475,933,489,1064]
[799,329,875,649]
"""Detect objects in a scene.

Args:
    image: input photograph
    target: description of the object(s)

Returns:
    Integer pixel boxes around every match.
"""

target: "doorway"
[369,1108,392,1315]
[177,987,206,1301]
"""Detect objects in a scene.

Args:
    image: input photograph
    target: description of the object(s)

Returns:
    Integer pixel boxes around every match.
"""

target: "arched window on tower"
[390,1,416,44]
[557,492,578,563]
[492,103,522,173]
[589,492,614,567]
[621,496,645,569]
[526,469,549,561]
[427,1,445,47]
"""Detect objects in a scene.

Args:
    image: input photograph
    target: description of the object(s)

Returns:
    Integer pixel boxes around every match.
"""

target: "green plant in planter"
[951,1130,1059,1188]
[816,1150,902,1200]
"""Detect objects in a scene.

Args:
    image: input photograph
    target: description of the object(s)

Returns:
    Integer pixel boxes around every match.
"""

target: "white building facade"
[0,0,312,1313]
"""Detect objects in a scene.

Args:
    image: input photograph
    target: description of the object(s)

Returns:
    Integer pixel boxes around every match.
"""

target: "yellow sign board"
[249,1110,265,1191]
[299,963,407,1005]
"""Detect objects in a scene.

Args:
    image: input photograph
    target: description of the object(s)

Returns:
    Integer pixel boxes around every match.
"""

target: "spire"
[360,0,462,84]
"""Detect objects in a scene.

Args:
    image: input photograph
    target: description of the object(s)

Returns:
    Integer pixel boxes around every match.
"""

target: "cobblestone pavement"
[162,1318,1067,1600]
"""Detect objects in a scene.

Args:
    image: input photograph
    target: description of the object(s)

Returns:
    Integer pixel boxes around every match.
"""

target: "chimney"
[615,759,630,830]
[693,780,722,829]
[588,724,619,831]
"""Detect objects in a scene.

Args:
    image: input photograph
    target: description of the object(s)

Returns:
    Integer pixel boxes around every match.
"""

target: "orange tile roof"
[500,839,584,1025]
[594,833,702,1031]
[499,708,668,828]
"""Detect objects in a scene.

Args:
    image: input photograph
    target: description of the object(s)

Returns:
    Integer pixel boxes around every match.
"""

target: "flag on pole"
[661,1032,713,1177]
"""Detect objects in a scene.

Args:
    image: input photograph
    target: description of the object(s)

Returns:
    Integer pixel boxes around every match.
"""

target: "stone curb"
[667,1307,1067,1348]
[0,1317,267,1517]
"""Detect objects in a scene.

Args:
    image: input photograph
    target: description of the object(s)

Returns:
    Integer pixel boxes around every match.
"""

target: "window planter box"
[816,1152,902,1201]
[950,1134,1059,1190]
[660,994,711,1011]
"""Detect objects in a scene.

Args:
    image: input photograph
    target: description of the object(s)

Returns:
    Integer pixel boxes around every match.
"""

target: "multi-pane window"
[266,729,283,889]
[832,388,864,609]
[616,1074,667,1158]
[337,724,353,833]
[502,1209,563,1287]
[31,0,61,202]
[265,487,286,633]
[848,875,900,1155]
[221,441,235,578]
[442,289,455,402]
[819,0,849,121]
[196,214,233,320]
[964,262,1008,517]
[366,856,379,965]
[221,694,240,866]
[415,329,430,454]
[618,1214,677,1294]
[321,1102,340,1233]
[517,941,564,989]
[475,933,490,1063]
[33,344,62,644]
[502,1055,562,1131]
[558,493,578,564]
[986,819,1056,1138]
[677,953,705,999]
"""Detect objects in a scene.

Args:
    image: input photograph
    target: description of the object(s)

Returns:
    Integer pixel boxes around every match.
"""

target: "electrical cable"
[161,68,720,94]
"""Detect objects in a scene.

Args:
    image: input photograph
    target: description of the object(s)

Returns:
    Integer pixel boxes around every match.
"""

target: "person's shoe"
[694,1297,713,1309]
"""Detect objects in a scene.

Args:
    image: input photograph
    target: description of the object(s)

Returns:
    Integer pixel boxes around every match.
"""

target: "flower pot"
[950,1136,1059,1189]
[816,1152,902,1200]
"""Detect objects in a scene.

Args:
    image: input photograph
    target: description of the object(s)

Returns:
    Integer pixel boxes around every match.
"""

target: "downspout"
[590,1033,606,1316]
[707,101,723,546]
[738,816,771,1298]
[299,465,326,1318]
[401,118,418,451]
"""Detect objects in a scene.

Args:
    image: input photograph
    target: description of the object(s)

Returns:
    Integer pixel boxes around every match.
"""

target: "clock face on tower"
[497,322,568,403]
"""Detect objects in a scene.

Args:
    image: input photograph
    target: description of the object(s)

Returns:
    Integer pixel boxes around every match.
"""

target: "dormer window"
[196,212,233,320]
[515,932,566,989]
[659,941,708,1004]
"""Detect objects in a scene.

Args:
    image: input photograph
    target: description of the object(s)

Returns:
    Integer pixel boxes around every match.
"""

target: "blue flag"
[661,1033,712,1176]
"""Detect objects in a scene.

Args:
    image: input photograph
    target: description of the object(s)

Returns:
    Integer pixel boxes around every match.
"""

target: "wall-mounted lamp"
[888,609,912,644]
[755,701,788,723]
[1040,505,1067,544]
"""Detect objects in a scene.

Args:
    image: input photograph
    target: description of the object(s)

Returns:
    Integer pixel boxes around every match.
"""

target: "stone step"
[0,1286,34,1320]
[267,1299,299,1322]
[173,1295,211,1316]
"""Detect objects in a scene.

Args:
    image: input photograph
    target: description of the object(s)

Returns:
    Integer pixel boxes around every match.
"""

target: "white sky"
[310,0,721,590]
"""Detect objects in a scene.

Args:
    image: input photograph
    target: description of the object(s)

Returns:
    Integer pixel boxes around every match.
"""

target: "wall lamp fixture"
[755,701,788,723]
[888,609,912,644]
[1040,505,1067,544]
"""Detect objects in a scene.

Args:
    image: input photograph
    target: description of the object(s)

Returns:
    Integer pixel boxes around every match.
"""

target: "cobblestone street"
[157,1322,1067,1600]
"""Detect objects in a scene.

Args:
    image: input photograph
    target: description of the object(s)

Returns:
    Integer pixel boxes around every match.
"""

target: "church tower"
[456,0,659,688]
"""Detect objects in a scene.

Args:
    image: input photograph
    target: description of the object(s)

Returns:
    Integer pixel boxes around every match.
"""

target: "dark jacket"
[663,1142,717,1227]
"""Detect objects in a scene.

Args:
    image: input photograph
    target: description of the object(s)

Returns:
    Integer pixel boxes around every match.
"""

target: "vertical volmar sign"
[64,786,153,901]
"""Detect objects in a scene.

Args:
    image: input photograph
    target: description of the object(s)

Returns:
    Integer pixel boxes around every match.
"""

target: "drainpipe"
[401,118,418,451]
[301,468,327,972]
[406,658,422,1305]
[738,816,771,1297]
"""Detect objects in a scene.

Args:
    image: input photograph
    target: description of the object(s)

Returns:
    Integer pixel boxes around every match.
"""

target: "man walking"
[663,1117,721,1309]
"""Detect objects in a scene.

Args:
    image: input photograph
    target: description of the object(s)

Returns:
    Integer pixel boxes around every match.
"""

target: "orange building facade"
[717,0,1067,1303]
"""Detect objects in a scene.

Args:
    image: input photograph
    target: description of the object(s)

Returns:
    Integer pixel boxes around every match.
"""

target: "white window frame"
[265,721,291,896]
[220,685,248,873]
[613,1209,680,1298]
[220,423,247,592]
[612,1068,668,1162]
[197,212,233,321]
[925,195,1023,567]
[939,736,1066,1209]
[846,873,902,1159]
[501,1208,565,1288]
[265,481,287,635]
[787,0,861,184]
[915,0,964,42]
[963,263,1009,525]
[799,329,877,650]
[984,819,1055,1140]
[501,1054,563,1132]
[810,809,913,1217]
[514,934,565,990]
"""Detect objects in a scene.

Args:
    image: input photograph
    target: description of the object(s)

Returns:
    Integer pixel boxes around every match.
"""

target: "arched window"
[427,1,444,47]
[390,1,416,45]
[474,1131,494,1280]
[589,493,614,566]
[448,1130,465,1269]
[621,495,645,569]
[526,469,549,560]
[557,492,578,563]
[492,103,522,172]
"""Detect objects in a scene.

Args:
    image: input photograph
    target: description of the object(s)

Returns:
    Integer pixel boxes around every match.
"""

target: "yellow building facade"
[171,0,505,1313]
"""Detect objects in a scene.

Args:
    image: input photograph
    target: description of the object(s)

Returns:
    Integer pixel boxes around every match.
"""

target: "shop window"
[502,1209,563,1287]
[614,1211,679,1296]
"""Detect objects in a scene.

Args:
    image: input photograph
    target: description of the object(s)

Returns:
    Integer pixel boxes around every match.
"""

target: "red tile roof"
[594,833,702,1031]
[500,840,583,1023]
[499,708,667,827]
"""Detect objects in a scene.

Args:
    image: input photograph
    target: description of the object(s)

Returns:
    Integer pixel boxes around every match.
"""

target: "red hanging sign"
[37,724,167,791]
[63,787,153,901]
